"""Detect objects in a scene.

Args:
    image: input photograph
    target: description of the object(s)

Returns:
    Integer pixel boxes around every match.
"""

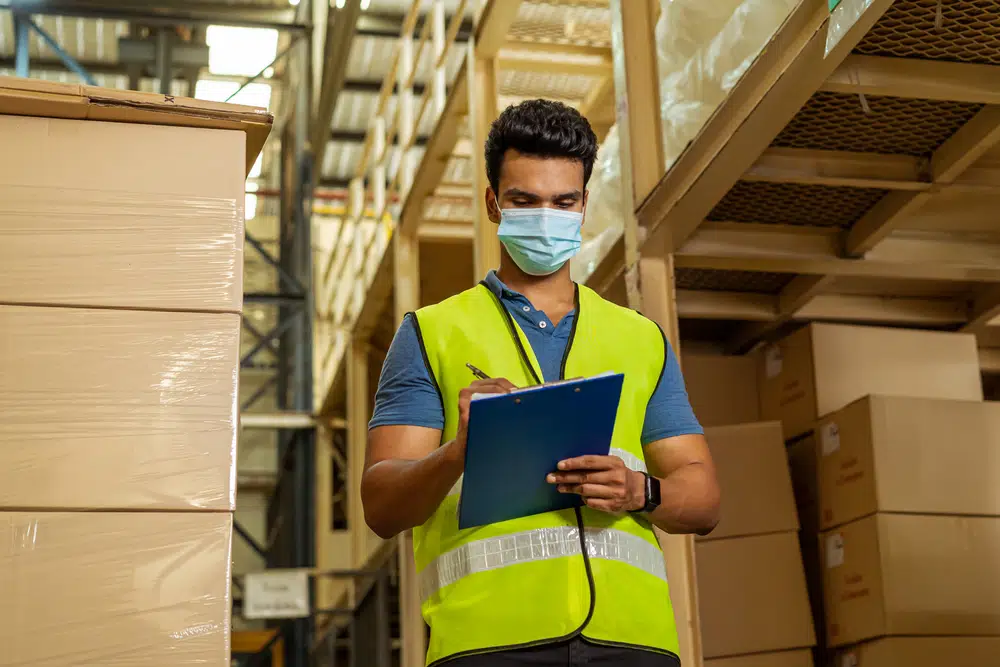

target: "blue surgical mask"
[496,201,583,276]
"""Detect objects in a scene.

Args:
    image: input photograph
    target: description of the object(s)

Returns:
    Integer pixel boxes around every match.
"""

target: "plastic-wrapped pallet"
[0,77,270,667]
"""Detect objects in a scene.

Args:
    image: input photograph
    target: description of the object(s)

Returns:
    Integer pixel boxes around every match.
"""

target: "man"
[362,99,721,667]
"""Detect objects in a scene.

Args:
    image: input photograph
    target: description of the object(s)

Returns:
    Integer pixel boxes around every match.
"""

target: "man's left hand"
[546,455,645,513]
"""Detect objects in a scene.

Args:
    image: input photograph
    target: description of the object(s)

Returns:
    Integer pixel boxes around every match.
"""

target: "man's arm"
[642,433,720,535]
[362,425,462,539]
[547,434,720,535]
[547,338,720,534]
[364,376,516,538]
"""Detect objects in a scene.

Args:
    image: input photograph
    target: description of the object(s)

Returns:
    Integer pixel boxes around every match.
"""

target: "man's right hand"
[453,378,517,456]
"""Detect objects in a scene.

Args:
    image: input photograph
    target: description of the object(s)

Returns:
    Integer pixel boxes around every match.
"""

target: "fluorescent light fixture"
[289,0,300,5]
[205,25,279,77]
[335,0,346,8]
[360,0,371,8]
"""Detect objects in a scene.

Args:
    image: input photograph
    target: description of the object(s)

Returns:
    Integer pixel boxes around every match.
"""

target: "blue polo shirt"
[369,271,703,444]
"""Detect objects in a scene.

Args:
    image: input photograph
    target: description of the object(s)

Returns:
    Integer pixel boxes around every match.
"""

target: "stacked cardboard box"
[0,77,270,665]
[697,422,815,667]
[758,323,983,441]
[754,323,990,665]
[817,396,1000,663]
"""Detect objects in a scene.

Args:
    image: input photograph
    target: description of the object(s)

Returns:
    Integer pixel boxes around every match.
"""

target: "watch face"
[647,475,662,509]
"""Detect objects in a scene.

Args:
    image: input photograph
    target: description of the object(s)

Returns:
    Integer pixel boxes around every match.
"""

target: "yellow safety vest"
[412,282,680,666]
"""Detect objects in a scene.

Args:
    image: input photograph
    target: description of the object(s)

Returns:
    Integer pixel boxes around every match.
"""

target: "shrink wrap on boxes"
[0,305,239,511]
[0,512,233,666]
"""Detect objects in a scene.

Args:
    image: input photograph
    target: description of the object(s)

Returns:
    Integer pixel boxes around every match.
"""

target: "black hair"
[484,98,599,194]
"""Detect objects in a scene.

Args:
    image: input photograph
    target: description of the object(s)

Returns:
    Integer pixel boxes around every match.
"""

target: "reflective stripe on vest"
[420,525,666,602]
[446,447,647,497]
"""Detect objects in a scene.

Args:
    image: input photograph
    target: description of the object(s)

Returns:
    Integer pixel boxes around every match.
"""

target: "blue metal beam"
[13,13,30,78]
[25,16,97,85]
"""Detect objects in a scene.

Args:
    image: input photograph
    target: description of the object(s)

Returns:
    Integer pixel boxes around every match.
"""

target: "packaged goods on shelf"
[759,323,983,440]
[818,396,1000,530]
[0,511,232,665]
[573,0,801,284]
[832,637,1000,667]
[701,421,796,540]
[697,421,814,659]
[682,353,761,428]
[821,513,1000,647]
[697,532,815,659]
[705,648,813,667]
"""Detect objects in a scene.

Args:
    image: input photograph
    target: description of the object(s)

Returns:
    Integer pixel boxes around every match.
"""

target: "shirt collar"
[483,270,518,300]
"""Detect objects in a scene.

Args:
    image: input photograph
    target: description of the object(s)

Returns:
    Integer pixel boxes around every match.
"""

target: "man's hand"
[453,378,517,460]
[546,455,645,513]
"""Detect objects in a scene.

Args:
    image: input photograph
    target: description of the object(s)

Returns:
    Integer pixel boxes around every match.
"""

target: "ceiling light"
[360,0,371,9]
[289,0,300,5]
[334,0,346,8]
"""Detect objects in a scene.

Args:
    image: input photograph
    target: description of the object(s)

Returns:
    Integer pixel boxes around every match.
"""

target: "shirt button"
[522,305,530,312]
[539,321,547,329]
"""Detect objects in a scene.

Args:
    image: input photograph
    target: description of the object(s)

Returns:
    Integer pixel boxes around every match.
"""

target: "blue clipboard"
[458,372,625,530]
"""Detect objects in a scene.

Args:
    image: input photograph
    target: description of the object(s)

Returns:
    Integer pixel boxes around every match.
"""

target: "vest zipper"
[471,283,598,647]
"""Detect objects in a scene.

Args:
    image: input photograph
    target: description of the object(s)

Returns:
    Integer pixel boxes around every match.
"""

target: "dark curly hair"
[484,99,599,194]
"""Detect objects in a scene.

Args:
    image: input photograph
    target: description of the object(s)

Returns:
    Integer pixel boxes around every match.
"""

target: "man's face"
[487,149,588,223]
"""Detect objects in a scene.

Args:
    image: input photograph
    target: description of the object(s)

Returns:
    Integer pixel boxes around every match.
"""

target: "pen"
[466,363,490,381]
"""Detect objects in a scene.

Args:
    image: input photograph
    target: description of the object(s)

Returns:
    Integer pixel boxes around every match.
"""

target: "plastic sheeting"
[574,0,804,284]
[1,512,232,665]
[0,305,239,511]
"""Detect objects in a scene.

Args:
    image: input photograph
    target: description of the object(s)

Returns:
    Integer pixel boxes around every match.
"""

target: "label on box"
[821,421,841,456]
[765,345,783,379]
[826,533,845,569]
[244,570,310,619]
[841,653,858,667]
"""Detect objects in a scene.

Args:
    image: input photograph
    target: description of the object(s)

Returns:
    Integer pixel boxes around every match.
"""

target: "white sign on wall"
[244,570,310,620]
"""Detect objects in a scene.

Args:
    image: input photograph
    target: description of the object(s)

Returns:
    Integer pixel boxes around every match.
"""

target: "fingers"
[556,483,617,499]
[557,454,624,471]
[546,470,621,485]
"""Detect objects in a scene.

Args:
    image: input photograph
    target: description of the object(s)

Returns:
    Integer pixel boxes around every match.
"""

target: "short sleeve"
[640,340,704,445]
[369,313,446,431]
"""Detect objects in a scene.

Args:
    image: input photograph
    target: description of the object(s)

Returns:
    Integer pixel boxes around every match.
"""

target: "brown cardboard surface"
[705,648,813,667]
[834,637,1000,667]
[822,514,1000,647]
[0,113,244,312]
[0,75,270,174]
[697,532,815,658]
[760,324,983,439]
[1,511,232,665]
[701,422,798,540]
[818,396,1000,530]
[682,353,760,427]
[786,434,820,536]
[0,305,238,510]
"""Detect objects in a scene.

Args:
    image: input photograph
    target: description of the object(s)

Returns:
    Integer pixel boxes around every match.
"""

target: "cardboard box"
[834,637,1000,667]
[705,648,813,667]
[818,396,1000,530]
[1,511,232,665]
[702,422,798,540]
[0,305,238,510]
[683,353,760,427]
[697,532,815,658]
[821,514,1000,647]
[786,434,820,535]
[759,323,983,439]
[0,77,271,312]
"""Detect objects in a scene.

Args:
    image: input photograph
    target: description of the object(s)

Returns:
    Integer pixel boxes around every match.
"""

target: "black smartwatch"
[633,472,661,513]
